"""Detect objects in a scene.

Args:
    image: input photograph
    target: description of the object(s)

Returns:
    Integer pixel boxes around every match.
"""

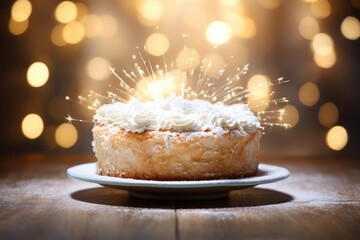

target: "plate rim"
[67,162,290,189]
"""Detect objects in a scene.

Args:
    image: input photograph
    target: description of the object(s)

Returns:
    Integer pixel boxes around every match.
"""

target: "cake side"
[93,124,261,180]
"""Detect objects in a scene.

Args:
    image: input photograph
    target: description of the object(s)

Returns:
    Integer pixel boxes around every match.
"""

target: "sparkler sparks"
[66,37,290,130]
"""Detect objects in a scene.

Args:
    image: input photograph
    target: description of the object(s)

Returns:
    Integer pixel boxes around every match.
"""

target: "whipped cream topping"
[94,97,261,134]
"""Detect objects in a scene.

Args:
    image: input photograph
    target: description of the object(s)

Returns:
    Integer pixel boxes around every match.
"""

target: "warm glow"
[206,21,232,45]
[298,16,319,40]
[55,1,78,24]
[137,0,164,26]
[313,47,336,68]
[311,0,331,19]
[145,33,169,56]
[99,15,118,38]
[9,18,29,35]
[135,77,156,100]
[62,21,85,44]
[311,33,334,51]
[176,48,201,70]
[27,62,49,87]
[298,82,320,107]
[247,74,271,112]
[51,24,67,47]
[318,102,339,127]
[87,57,112,81]
[282,105,299,128]
[83,15,102,38]
[247,75,270,99]
[201,54,225,77]
[311,33,336,68]
[226,15,256,39]
[219,0,240,7]
[11,0,32,22]
[55,123,78,148]
[258,0,281,9]
[341,16,360,40]
[136,71,181,100]
[148,80,174,99]
[182,5,207,28]
[21,114,44,139]
[75,2,88,21]
[326,126,348,151]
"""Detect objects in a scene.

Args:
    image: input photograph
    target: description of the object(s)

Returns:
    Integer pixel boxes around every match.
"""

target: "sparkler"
[66,37,290,130]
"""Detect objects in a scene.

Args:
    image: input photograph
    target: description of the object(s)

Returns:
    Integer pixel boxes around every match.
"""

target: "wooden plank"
[176,202,360,240]
[1,155,360,239]
[175,157,360,240]
[0,155,177,240]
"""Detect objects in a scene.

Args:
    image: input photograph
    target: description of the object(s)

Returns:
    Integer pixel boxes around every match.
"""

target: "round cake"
[92,97,262,180]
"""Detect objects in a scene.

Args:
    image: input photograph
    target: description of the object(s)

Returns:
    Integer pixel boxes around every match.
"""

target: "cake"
[92,97,262,180]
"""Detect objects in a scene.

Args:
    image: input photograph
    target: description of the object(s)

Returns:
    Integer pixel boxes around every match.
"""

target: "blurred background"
[0,0,359,157]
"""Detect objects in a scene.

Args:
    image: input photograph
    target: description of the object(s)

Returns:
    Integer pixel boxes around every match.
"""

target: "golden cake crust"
[93,124,261,180]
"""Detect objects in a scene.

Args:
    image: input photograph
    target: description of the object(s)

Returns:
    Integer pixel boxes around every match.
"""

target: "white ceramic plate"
[67,163,289,200]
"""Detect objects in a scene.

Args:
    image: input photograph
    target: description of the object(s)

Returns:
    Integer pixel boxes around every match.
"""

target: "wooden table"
[0,154,359,239]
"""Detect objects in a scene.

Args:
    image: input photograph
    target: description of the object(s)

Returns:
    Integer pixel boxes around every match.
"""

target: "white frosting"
[94,97,261,134]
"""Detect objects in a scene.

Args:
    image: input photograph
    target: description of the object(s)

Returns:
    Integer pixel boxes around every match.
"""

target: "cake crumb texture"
[93,124,261,180]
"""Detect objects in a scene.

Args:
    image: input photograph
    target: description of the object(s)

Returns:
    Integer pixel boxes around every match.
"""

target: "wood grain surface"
[0,154,359,240]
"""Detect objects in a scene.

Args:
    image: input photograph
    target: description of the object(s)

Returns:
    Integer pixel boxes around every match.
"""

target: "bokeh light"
[99,15,118,38]
[298,82,320,107]
[145,33,169,56]
[27,62,49,88]
[258,0,281,9]
[11,0,32,22]
[75,2,88,21]
[226,15,257,39]
[310,0,331,19]
[51,24,67,47]
[136,0,164,26]
[55,123,78,148]
[206,21,232,45]
[318,102,339,127]
[9,18,29,35]
[176,48,201,70]
[326,126,348,151]
[83,15,102,38]
[311,33,334,51]
[219,0,240,7]
[311,33,336,68]
[341,16,360,40]
[55,1,78,24]
[3,0,359,156]
[313,47,336,68]
[282,105,299,128]
[86,57,112,81]
[21,113,44,139]
[247,74,271,112]
[62,21,85,44]
[298,16,319,40]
